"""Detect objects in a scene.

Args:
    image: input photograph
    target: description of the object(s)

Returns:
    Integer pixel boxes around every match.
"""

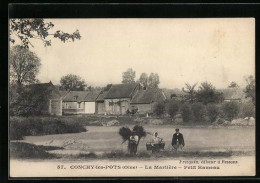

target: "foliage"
[228,81,239,88]
[10,19,81,48]
[122,68,136,84]
[60,74,86,91]
[239,101,255,118]
[154,102,165,116]
[10,45,41,86]
[148,73,160,88]
[182,83,197,103]
[119,127,132,144]
[221,102,240,121]
[180,103,193,122]
[191,102,206,122]
[132,125,147,144]
[167,100,181,118]
[138,73,148,89]
[206,104,220,122]
[196,82,224,104]
[244,75,255,104]
[10,117,87,140]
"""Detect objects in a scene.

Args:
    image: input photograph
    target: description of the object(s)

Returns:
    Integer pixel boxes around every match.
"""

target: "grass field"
[14,125,254,158]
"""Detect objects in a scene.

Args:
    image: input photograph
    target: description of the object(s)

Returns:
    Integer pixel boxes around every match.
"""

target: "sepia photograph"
[9,18,255,177]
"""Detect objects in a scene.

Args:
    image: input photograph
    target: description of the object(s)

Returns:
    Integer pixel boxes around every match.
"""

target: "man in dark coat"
[171,128,185,151]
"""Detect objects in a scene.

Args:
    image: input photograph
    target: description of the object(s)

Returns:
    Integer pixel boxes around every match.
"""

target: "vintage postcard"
[9,18,255,177]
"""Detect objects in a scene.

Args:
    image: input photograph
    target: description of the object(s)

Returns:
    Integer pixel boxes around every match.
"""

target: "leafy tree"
[10,45,41,87]
[167,100,181,118]
[196,82,224,104]
[221,101,239,121]
[228,81,239,88]
[154,102,165,116]
[182,83,197,103]
[148,73,160,88]
[206,104,220,122]
[244,75,255,104]
[122,68,136,84]
[60,74,86,91]
[180,103,193,122]
[10,19,81,48]
[191,102,206,122]
[138,73,148,89]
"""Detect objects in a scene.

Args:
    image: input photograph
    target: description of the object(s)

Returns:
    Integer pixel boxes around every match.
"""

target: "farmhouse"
[104,83,141,115]
[61,90,101,115]
[219,88,245,102]
[130,88,167,114]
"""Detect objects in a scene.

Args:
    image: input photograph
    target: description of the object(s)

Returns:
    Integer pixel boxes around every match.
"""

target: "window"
[65,103,68,109]
[74,96,78,100]
[78,103,81,108]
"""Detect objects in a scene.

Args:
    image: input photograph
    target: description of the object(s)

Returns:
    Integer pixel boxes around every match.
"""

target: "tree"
[10,45,41,87]
[182,83,197,103]
[228,81,239,88]
[60,74,86,91]
[221,101,239,121]
[10,19,81,48]
[122,68,136,84]
[148,73,160,88]
[191,102,206,122]
[138,73,148,89]
[206,104,220,122]
[240,101,255,119]
[196,82,224,104]
[244,75,255,104]
[154,102,165,116]
[167,100,181,118]
[180,103,193,122]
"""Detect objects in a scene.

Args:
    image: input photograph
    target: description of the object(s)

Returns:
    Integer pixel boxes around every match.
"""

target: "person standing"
[171,128,185,152]
[129,131,139,155]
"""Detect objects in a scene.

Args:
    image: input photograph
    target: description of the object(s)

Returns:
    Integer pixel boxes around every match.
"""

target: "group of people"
[128,128,185,155]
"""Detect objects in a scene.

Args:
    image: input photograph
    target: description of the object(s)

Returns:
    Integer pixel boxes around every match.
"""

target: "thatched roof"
[27,81,61,99]
[62,91,89,102]
[84,90,101,102]
[218,88,245,100]
[96,91,109,102]
[130,88,166,104]
[104,83,140,99]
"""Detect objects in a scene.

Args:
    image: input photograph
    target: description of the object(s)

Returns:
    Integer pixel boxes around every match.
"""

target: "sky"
[11,18,255,89]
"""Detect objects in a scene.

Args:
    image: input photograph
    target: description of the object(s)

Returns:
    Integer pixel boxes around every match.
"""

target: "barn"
[104,83,141,115]
[130,88,167,114]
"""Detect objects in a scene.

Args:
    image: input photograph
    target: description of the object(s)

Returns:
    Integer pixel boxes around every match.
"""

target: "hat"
[175,128,179,131]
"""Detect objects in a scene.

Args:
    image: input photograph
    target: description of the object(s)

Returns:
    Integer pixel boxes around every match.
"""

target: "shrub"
[207,104,220,122]
[180,103,192,122]
[153,102,165,116]
[239,102,255,118]
[221,102,240,121]
[191,102,206,122]
[167,100,181,118]
[9,117,87,140]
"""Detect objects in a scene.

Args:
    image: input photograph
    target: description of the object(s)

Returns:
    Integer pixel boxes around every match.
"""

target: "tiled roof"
[104,83,140,99]
[130,88,166,104]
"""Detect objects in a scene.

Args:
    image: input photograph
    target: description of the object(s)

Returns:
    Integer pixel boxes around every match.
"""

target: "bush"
[180,103,192,122]
[167,100,181,118]
[239,102,255,118]
[191,102,206,122]
[207,104,220,122]
[9,117,87,140]
[221,102,240,121]
[153,102,165,116]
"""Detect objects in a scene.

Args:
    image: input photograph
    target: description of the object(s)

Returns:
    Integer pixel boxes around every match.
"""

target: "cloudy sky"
[12,18,255,89]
